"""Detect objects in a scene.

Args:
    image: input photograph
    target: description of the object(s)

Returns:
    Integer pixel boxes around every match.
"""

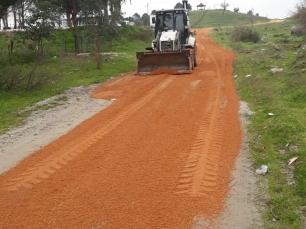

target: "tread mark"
[3,76,174,192]
[176,55,226,196]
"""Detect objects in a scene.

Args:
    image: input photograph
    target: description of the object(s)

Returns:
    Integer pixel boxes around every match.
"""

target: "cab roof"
[156,8,188,14]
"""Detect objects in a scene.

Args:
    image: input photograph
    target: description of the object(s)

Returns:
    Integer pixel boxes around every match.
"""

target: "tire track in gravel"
[3,76,175,192]
[176,62,224,195]
[176,32,227,197]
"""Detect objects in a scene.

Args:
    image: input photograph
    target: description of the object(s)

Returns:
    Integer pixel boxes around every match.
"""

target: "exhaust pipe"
[182,0,188,9]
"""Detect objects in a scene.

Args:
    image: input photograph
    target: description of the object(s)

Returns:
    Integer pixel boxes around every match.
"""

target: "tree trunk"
[20,1,25,29]
[3,18,7,28]
[72,0,79,54]
[66,12,72,27]
[5,11,9,28]
[103,0,109,24]
[95,37,102,69]
[13,7,17,29]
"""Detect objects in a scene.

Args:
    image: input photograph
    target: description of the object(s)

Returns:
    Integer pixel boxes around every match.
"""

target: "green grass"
[0,26,153,133]
[189,9,270,28]
[211,20,306,228]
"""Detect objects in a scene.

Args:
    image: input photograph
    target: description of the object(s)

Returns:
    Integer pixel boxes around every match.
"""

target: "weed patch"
[230,26,260,43]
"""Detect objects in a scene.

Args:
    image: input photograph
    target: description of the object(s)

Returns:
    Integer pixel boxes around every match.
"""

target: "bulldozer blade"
[136,50,192,75]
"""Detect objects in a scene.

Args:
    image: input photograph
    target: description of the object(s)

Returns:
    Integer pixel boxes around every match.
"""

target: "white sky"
[1,0,300,28]
[122,0,301,19]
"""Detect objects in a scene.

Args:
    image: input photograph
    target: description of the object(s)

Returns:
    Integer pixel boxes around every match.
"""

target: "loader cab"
[154,9,190,44]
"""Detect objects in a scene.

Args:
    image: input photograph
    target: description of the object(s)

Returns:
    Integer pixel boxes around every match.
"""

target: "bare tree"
[220,0,229,14]
[247,9,254,27]
[291,0,306,25]
[220,1,229,15]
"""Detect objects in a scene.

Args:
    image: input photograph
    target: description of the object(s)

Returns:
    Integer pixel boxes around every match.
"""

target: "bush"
[292,45,306,69]
[230,26,260,43]
[0,58,58,91]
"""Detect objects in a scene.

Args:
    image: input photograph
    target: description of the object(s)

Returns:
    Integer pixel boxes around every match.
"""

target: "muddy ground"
[0,29,262,228]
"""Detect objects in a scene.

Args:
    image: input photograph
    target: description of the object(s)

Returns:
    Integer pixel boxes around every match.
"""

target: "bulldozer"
[136,0,198,75]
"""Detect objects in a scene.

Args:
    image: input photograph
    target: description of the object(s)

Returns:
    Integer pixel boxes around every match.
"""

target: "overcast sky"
[1,0,301,28]
[122,0,301,19]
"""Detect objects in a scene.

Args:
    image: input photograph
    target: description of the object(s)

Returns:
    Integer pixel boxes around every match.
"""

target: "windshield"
[175,12,184,33]
[156,12,174,31]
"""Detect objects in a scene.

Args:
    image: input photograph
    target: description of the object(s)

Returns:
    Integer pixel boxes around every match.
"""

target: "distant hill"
[189,9,270,28]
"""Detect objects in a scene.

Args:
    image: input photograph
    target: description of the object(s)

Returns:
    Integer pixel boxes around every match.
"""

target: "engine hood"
[160,30,177,42]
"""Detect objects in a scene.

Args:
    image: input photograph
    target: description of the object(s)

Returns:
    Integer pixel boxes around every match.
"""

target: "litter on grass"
[288,157,298,165]
[256,165,268,175]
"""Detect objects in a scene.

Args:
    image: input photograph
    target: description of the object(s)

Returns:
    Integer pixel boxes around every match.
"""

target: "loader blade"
[136,50,192,75]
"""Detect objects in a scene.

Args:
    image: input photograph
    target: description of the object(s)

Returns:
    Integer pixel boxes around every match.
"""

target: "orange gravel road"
[0,29,242,228]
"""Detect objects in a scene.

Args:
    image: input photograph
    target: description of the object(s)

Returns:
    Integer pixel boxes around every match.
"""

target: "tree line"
[0,0,131,53]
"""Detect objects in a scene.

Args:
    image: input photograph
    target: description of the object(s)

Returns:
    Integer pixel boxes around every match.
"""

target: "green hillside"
[189,9,270,28]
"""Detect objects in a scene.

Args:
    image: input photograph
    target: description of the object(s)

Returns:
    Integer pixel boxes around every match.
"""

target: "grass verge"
[0,26,153,134]
[211,20,306,228]
[190,9,270,28]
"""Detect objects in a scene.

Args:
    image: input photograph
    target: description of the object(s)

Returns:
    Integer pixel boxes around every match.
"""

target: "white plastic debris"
[245,74,251,78]
[268,113,274,116]
[111,98,117,101]
[256,165,268,175]
[234,75,238,78]
[288,157,298,165]
[270,68,283,74]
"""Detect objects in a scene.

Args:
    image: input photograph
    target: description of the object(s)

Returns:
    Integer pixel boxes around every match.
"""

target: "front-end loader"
[136,0,198,75]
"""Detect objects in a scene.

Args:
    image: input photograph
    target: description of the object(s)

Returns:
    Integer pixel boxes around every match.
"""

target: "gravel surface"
[0,29,263,228]
[0,85,112,174]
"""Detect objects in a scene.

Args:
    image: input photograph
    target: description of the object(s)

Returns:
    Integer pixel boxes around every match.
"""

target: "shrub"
[230,26,260,43]
[0,57,58,91]
[292,45,306,69]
